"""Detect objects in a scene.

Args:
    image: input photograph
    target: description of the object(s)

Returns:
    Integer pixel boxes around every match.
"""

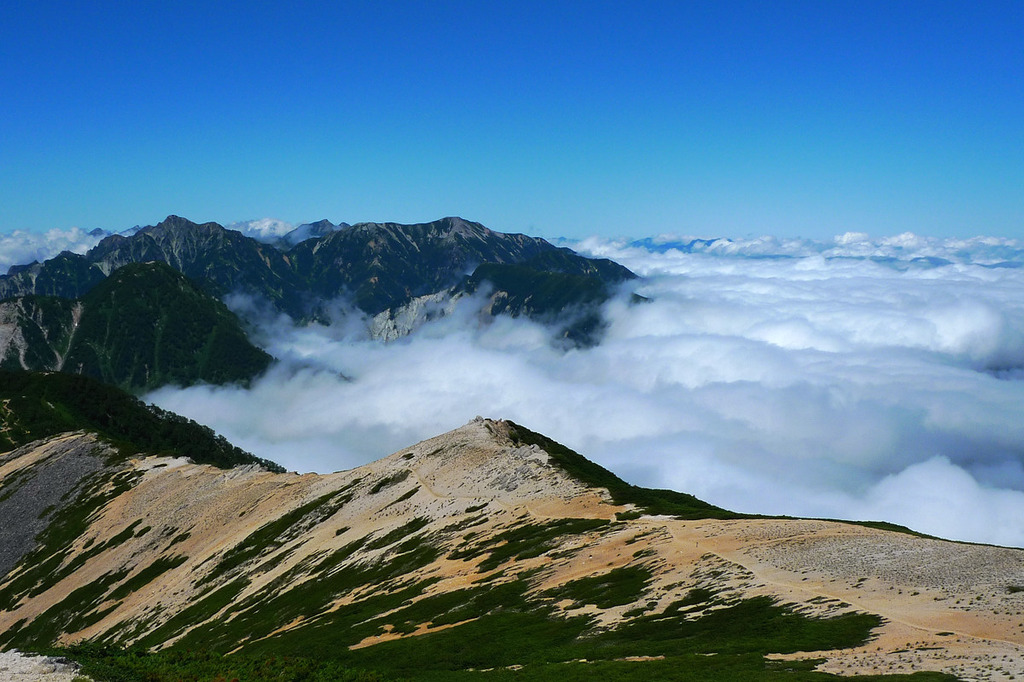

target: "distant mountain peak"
[437,216,501,241]
[153,214,202,230]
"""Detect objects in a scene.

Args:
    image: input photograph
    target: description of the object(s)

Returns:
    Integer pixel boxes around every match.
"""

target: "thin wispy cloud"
[144,231,1024,547]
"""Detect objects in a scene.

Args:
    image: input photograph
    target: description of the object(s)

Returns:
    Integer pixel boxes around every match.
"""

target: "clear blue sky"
[2,1,1021,240]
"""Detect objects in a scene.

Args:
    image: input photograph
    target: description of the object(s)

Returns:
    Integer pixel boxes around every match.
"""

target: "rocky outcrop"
[368,291,460,341]
[0,298,79,371]
[0,650,83,681]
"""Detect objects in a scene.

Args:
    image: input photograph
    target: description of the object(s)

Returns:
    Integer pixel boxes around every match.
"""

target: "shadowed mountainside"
[0,371,282,470]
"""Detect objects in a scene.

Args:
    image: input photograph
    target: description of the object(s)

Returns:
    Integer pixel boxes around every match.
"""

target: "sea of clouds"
[142,230,1024,547]
[6,225,1022,546]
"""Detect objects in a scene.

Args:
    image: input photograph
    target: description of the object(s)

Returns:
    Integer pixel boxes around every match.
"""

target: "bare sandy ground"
[657,518,1024,679]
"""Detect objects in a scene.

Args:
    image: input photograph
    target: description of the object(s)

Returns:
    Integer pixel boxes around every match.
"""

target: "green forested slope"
[0,262,271,391]
[64,262,271,390]
[0,370,281,470]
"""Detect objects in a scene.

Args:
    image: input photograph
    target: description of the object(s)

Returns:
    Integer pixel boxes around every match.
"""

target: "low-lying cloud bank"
[139,231,1024,546]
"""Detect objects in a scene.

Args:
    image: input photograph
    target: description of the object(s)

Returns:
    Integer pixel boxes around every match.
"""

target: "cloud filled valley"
[128,230,1024,548]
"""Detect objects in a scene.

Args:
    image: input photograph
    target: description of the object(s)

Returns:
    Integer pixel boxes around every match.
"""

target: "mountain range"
[1,215,634,332]
[0,216,635,390]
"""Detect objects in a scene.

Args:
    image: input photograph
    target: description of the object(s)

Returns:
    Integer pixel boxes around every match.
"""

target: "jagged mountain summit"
[0,215,636,343]
[1,392,1022,679]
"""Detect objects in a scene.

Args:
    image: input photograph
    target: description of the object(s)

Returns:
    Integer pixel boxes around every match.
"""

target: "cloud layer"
[136,231,1023,546]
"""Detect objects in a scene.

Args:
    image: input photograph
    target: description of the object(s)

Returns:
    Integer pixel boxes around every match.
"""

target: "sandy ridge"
[2,420,1024,679]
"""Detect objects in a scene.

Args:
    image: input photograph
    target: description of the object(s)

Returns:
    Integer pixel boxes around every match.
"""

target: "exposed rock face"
[0,298,79,371]
[368,291,460,342]
[2,420,1023,678]
[0,433,109,578]
[0,650,83,681]
[0,216,635,339]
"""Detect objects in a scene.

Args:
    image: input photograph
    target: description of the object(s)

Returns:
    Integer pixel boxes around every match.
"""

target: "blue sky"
[2,1,1021,240]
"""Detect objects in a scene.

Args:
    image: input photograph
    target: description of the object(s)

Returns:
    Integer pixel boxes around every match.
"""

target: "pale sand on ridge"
[4,423,1024,680]
[670,518,1024,679]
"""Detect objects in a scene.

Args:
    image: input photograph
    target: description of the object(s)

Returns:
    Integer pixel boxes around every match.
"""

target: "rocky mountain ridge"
[0,216,636,342]
[1,417,1023,679]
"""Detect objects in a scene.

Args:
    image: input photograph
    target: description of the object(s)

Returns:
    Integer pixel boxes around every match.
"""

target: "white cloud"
[0,227,107,275]
[856,457,1024,546]
[144,231,1024,547]
[225,218,296,242]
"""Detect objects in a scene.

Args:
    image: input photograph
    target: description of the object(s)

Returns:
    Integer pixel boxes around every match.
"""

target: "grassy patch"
[371,470,410,494]
[32,545,952,682]
[383,485,420,508]
[333,593,888,678]
[160,535,443,654]
[108,555,188,601]
[0,568,131,648]
[544,565,652,609]
[366,517,431,551]
[128,578,250,649]
[449,518,609,572]
[197,489,353,586]
[49,644,392,682]
[0,468,140,612]
[413,656,957,681]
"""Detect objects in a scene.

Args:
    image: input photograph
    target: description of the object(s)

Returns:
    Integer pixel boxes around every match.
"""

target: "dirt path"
[659,518,1024,679]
